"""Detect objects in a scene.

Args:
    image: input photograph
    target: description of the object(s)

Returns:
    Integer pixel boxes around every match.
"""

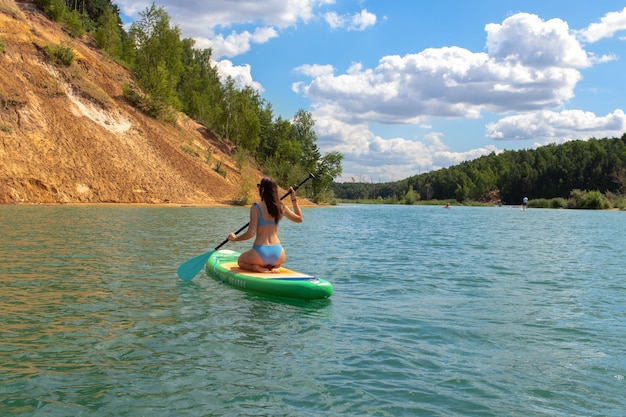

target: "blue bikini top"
[253,202,279,226]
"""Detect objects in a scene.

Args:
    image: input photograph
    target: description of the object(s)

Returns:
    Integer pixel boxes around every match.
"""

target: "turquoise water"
[0,204,624,416]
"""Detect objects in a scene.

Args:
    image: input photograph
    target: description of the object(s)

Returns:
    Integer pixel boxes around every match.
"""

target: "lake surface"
[1,204,624,416]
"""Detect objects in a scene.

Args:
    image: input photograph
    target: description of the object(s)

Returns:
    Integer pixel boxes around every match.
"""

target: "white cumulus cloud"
[195,27,279,59]
[297,12,591,128]
[116,0,327,34]
[294,11,625,180]
[214,60,264,92]
[324,9,377,31]
[485,109,626,142]
[577,6,626,43]
[486,13,590,68]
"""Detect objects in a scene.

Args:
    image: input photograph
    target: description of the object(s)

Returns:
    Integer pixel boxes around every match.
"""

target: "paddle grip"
[215,173,315,251]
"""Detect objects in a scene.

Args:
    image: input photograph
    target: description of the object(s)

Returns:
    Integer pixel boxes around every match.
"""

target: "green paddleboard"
[205,249,333,300]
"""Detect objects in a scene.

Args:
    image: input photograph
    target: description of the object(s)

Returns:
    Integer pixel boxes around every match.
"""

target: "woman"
[227,177,302,272]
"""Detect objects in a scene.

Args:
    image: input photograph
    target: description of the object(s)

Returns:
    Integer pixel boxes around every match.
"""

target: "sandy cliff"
[0,0,255,205]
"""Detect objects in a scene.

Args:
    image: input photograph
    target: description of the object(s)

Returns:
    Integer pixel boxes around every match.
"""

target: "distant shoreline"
[0,200,318,208]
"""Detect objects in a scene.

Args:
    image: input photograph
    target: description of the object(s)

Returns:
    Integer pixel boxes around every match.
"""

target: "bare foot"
[270,267,281,273]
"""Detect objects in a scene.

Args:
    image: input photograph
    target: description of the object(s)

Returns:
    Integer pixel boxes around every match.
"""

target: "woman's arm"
[228,204,259,241]
[282,187,303,223]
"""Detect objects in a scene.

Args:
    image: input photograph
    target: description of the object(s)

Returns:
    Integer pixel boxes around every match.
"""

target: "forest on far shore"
[333,134,626,210]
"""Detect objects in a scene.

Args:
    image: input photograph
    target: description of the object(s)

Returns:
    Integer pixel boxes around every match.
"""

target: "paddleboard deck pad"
[205,249,333,300]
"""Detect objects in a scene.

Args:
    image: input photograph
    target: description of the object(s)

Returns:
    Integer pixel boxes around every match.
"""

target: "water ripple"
[1,205,625,416]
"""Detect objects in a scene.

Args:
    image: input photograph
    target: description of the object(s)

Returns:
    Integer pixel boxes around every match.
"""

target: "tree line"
[334,135,626,209]
[33,0,343,202]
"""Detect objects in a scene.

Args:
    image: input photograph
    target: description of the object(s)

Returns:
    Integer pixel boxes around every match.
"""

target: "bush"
[526,197,566,209]
[123,83,161,116]
[568,189,607,209]
[528,198,549,208]
[581,190,606,209]
[604,191,626,210]
[568,189,584,209]
[549,197,567,209]
[612,196,626,210]
[123,83,142,107]
[43,42,75,66]
[214,158,227,178]
[403,187,416,205]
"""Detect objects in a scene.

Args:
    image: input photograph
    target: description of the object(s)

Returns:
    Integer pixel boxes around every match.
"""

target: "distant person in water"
[227,177,302,273]
[522,196,528,210]
[444,202,450,208]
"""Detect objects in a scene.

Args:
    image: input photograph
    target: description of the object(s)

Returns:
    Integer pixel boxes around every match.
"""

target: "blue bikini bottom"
[252,244,283,266]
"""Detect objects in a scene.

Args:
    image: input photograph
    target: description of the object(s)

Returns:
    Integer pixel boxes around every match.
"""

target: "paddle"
[177,173,315,281]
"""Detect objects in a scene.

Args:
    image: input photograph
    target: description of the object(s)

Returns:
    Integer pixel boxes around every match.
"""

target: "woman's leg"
[269,249,286,273]
[238,249,270,272]
[238,246,286,273]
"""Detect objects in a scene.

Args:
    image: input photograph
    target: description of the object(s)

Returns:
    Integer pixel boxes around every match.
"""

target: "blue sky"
[115,1,626,182]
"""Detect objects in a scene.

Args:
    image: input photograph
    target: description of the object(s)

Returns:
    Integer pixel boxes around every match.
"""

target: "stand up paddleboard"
[205,249,333,300]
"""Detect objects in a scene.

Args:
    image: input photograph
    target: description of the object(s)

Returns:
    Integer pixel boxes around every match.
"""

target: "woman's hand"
[227,232,237,241]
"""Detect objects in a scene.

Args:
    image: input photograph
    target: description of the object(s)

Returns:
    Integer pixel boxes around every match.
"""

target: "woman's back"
[253,201,281,245]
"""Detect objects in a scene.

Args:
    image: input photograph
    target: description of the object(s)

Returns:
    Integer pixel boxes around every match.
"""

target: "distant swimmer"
[444,203,450,208]
[522,196,528,210]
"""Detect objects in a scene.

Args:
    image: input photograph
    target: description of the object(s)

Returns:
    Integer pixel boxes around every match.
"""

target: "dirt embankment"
[0,0,261,205]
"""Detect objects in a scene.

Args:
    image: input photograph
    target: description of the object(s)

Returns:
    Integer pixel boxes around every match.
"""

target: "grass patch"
[205,147,214,164]
[0,3,23,19]
[180,143,199,157]
[214,158,227,178]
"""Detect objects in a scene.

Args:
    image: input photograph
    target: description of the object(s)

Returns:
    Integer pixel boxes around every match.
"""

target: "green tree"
[62,8,85,37]
[231,87,261,151]
[83,0,120,23]
[404,187,416,204]
[312,151,343,202]
[93,5,122,57]
[128,2,183,116]
[291,109,321,172]
[176,39,224,129]
[260,115,291,163]
[35,0,65,21]
[256,102,278,162]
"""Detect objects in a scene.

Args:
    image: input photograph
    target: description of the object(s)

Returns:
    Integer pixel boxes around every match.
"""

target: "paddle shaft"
[213,173,314,251]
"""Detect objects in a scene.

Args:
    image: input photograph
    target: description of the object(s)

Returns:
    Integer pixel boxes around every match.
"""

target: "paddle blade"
[177,250,215,281]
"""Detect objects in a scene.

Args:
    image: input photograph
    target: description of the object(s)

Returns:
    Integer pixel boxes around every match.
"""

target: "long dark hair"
[258,177,282,223]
